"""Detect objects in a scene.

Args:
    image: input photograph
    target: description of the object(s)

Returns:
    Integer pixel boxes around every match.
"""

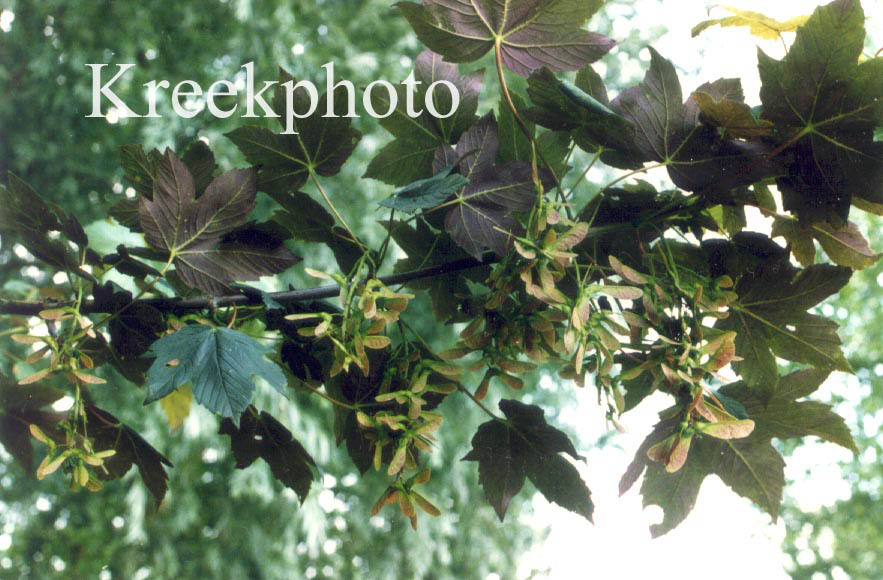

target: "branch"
[0,255,500,316]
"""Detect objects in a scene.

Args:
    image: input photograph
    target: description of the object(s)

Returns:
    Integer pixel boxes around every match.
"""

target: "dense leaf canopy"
[1,0,882,578]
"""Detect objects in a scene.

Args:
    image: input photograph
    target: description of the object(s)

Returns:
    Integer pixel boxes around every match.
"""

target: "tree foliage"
[1,0,881,565]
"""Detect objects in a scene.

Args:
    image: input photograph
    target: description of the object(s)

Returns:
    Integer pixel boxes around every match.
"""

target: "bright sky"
[519,2,883,579]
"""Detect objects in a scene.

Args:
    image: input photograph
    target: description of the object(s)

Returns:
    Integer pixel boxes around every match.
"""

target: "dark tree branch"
[0,255,499,316]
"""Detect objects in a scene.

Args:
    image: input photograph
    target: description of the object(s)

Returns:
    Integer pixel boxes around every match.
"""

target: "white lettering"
[171,80,202,119]
[281,80,319,135]
[143,79,169,118]
[424,80,459,119]
[242,61,278,118]
[402,74,423,118]
[322,62,357,118]
[363,80,397,119]
[86,64,142,118]
[206,80,238,118]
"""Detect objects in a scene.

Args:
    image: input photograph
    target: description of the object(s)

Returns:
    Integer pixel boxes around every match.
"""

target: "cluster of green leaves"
[1,0,881,544]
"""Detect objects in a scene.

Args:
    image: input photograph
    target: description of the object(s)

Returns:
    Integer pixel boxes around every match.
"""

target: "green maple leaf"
[463,399,593,522]
[497,94,534,164]
[181,140,218,196]
[622,418,784,537]
[758,0,883,223]
[691,91,774,139]
[144,325,288,421]
[365,50,483,186]
[120,144,162,199]
[772,218,881,270]
[379,164,470,213]
[716,250,852,386]
[138,149,299,295]
[220,406,317,502]
[720,369,858,453]
[636,436,719,537]
[396,0,613,77]
[632,433,785,537]
[709,437,785,519]
[226,69,362,197]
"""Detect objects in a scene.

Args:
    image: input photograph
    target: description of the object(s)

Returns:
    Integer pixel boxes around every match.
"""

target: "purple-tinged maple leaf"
[397,0,614,76]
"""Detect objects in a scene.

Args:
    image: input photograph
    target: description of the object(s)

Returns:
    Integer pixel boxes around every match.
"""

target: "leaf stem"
[309,169,367,253]
[493,41,571,218]
[494,41,534,153]
[456,383,503,422]
[597,162,667,192]
[567,149,603,200]
[299,381,359,411]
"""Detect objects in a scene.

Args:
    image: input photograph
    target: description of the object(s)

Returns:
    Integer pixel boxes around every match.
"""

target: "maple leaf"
[497,94,534,164]
[720,369,858,453]
[691,91,774,139]
[159,386,192,430]
[526,65,640,168]
[220,406,317,502]
[610,49,783,194]
[643,369,855,535]
[758,0,883,224]
[397,0,613,77]
[107,296,165,358]
[636,437,721,537]
[434,114,551,258]
[463,399,592,522]
[272,191,364,274]
[379,165,470,213]
[772,218,881,270]
[575,185,699,266]
[226,70,361,197]
[715,247,852,386]
[138,149,299,295]
[365,50,483,186]
[113,141,216,232]
[120,144,162,199]
[0,376,65,474]
[181,140,218,196]
[620,367,856,537]
[0,173,88,274]
[83,405,172,509]
[630,433,785,537]
[388,220,490,323]
[621,415,785,537]
[144,324,289,421]
[692,6,810,40]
